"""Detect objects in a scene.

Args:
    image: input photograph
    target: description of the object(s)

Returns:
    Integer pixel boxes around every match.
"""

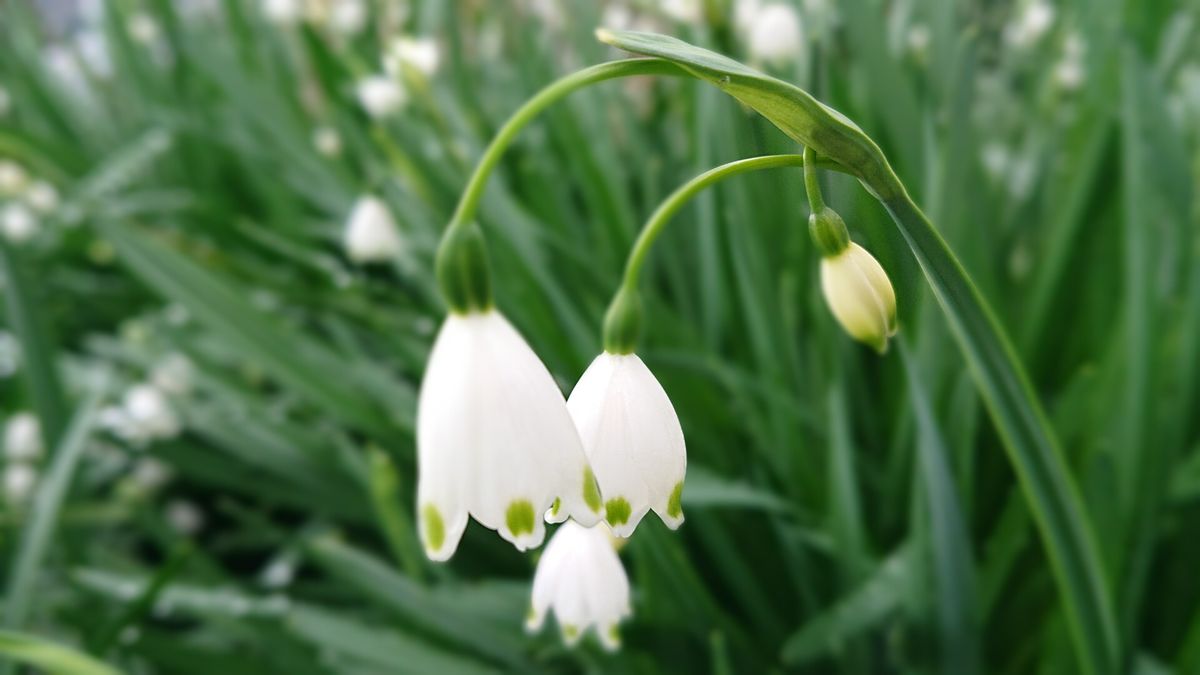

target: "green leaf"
[0,632,121,675]
[600,29,1120,675]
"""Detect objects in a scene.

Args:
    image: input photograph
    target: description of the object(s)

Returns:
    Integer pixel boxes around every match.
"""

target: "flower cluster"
[0,159,61,246]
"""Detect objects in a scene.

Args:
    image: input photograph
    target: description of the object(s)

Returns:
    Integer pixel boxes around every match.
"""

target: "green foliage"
[0,1,1198,674]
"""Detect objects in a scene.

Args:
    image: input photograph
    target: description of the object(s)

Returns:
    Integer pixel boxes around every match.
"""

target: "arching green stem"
[446,58,685,233]
[802,145,825,213]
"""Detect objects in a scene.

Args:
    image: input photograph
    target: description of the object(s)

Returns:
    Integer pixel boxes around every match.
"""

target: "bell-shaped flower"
[567,352,686,537]
[417,309,603,561]
[4,412,43,462]
[820,242,898,353]
[343,195,403,263]
[526,520,631,650]
[355,75,407,119]
[100,383,181,445]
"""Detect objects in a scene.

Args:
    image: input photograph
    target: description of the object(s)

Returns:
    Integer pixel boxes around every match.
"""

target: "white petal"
[568,353,686,537]
[528,522,632,649]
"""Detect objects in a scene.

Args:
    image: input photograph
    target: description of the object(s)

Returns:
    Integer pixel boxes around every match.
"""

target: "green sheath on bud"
[435,222,493,313]
[602,286,643,354]
[809,206,851,258]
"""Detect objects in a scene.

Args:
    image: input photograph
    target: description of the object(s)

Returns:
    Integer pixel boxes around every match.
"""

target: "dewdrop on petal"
[1,203,38,244]
[746,2,804,65]
[820,242,898,353]
[526,521,631,651]
[356,75,407,118]
[344,195,403,263]
[4,412,43,462]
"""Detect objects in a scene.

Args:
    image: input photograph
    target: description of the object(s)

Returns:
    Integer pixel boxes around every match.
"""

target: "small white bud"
[343,195,403,263]
[1,203,38,244]
[4,412,43,462]
[355,75,407,118]
[820,242,898,353]
[312,126,342,157]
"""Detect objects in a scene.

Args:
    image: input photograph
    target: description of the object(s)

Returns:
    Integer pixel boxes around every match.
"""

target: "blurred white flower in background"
[151,353,194,396]
[25,181,59,215]
[906,23,931,59]
[75,30,113,80]
[127,13,161,45]
[567,352,686,536]
[0,331,20,378]
[355,75,407,118]
[386,37,441,78]
[4,412,43,462]
[166,499,205,535]
[526,521,631,650]
[1054,32,1086,92]
[328,0,368,36]
[343,195,402,263]
[1004,0,1054,50]
[131,457,173,492]
[741,1,805,66]
[981,141,1011,182]
[0,161,28,196]
[101,384,182,446]
[4,463,38,506]
[312,126,342,157]
[417,310,603,560]
[1,203,38,244]
[262,0,303,26]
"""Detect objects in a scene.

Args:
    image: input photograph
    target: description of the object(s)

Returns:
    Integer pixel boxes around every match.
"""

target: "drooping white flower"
[4,463,38,506]
[102,384,182,445]
[355,75,407,118]
[328,0,368,36]
[746,2,804,65]
[526,521,631,650]
[25,181,59,214]
[312,126,342,157]
[417,309,602,561]
[820,242,898,353]
[0,160,28,196]
[4,412,43,462]
[1,203,38,244]
[262,0,303,25]
[385,36,441,78]
[567,352,685,537]
[151,353,194,396]
[343,195,403,263]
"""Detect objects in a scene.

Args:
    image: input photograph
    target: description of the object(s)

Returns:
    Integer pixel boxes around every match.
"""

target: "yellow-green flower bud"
[819,242,898,353]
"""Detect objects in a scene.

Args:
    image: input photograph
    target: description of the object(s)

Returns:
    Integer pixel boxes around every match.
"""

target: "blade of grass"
[0,632,121,675]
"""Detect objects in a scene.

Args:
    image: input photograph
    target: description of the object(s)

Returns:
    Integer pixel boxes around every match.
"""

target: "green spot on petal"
[605,497,631,526]
[667,481,684,518]
[583,467,602,512]
[550,497,561,516]
[422,504,445,552]
[608,625,621,645]
[506,499,535,536]
[562,624,579,640]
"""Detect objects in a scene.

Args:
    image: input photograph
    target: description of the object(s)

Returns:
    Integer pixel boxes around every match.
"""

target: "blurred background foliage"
[0,0,1198,672]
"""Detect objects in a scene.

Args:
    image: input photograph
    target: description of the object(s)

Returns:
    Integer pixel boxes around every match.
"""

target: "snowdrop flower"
[1,203,38,244]
[328,0,368,36]
[0,161,28,196]
[312,126,342,157]
[25,181,59,214]
[1004,1,1054,49]
[103,384,181,444]
[4,464,38,506]
[166,499,204,534]
[820,242,898,353]
[127,13,161,45]
[4,412,43,462]
[745,2,804,65]
[151,353,194,396]
[417,310,602,560]
[526,521,631,650]
[0,85,10,117]
[567,352,686,537]
[262,0,303,25]
[356,75,407,118]
[343,195,403,263]
[386,36,440,78]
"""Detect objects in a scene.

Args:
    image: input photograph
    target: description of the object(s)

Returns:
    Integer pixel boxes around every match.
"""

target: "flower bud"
[602,287,642,355]
[819,242,898,353]
[355,75,407,119]
[435,222,493,313]
[343,195,403,263]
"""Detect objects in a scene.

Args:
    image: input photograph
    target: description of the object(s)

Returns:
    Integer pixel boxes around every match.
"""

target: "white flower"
[25,181,59,214]
[417,309,602,561]
[1004,1,1054,49]
[661,0,703,24]
[75,30,113,80]
[4,464,38,506]
[1,203,38,244]
[385,36,440,78]
[312,126,342,157]
[906,24,931,57]
[0,160,28,196]
[526,521,631,650]
[567,352,686,537]
[127,13,160,44]
[131,457,172,491]
[343,195,403,263]
[980,141,1011,181]
[262,0,303,25]
[4,412,43,462]
[746,2,804,65]
[165,499,204,534]
[1054,58,1085,91]
[820,242,898,353]
[0,85,10,117]
[328,0,368,35]
[103,384,181,445]
[151,353,194,396]
[355,75,407,118]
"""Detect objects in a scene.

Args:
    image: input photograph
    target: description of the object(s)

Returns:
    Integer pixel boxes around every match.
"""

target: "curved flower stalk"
[526,520,631,650]
[417,308,602,560]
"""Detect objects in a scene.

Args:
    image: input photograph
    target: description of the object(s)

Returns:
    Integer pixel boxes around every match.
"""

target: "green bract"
[602,286,643,355]
[434,222,493,314]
